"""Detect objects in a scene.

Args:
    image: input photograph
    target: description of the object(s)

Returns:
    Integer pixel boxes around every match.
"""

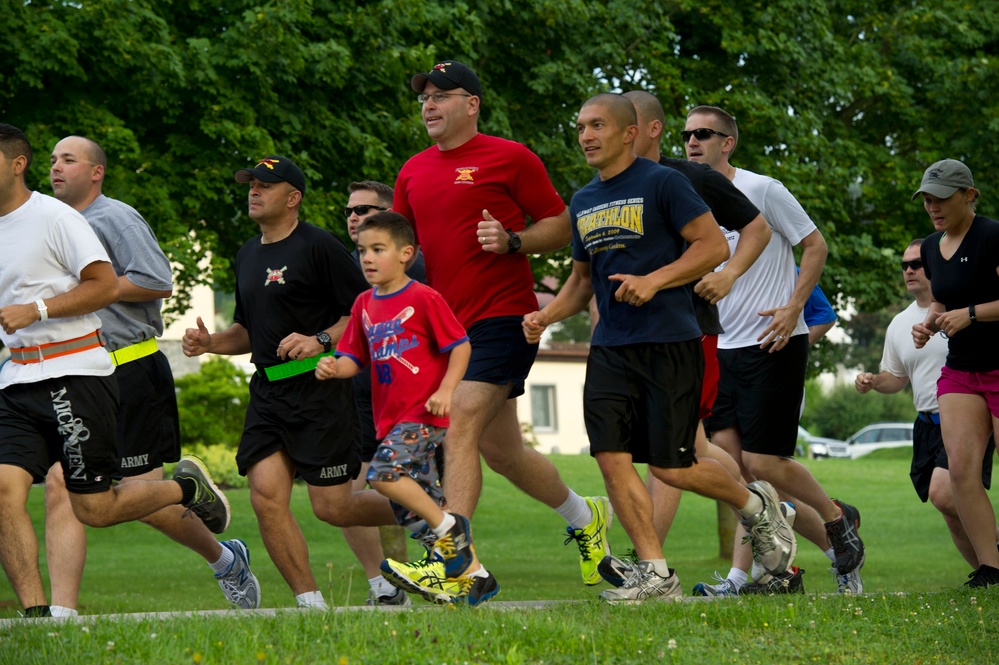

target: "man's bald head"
[581,93,638,129]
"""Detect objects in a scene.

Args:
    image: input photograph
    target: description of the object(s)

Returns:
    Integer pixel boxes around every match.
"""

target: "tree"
[4,0,998,372]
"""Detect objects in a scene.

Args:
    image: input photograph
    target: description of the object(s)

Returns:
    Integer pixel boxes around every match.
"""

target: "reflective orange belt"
[9,330,105,364]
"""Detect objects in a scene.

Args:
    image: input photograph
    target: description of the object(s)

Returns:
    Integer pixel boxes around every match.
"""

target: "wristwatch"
[316,331,332,353]
[969,304,977,322]
[506,228,522,254]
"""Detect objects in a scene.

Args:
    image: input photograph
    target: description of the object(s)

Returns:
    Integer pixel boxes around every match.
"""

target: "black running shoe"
[966,564,999,588]
[825,500,864,575]
[174,456,231,534]
[741,567,805,595]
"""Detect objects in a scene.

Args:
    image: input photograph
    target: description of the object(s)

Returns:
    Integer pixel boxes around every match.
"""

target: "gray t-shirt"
[83,194,172,351]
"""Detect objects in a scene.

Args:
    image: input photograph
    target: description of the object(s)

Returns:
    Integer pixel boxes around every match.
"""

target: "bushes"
[175,357,250,450]
[802,378,915,441]
[165,443,246,489]
[173,358,251,488]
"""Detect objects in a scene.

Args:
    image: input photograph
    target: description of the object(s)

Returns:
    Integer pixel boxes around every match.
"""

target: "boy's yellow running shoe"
[381,555,464,604]
[563,496,613,585]
[380,555,500,606]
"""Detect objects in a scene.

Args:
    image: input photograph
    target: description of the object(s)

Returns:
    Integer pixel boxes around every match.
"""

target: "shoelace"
[564,528,603,561]
[702,572,738,596]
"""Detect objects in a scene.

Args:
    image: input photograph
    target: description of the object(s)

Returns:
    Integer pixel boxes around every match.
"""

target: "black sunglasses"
[681,128,729,143]
[343,204,387,218]
[899,260,923,271]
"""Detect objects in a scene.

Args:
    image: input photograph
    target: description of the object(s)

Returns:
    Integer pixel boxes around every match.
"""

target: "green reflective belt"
[258,351,335,381]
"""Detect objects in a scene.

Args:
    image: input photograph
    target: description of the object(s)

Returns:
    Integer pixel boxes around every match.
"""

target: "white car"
[798,425,844,459]
[811,422,914,459]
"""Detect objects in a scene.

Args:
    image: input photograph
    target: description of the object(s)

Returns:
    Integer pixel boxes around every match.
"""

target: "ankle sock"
[727,568,748,588]
[557,492,593,530]
[209,544,235,574]
[24,605,51,618]
[296,590,328,609]
[50,605,78,618]
[431,513,457,540]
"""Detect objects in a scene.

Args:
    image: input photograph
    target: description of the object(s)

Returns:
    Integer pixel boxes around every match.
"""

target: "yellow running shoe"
[564,496,613,585]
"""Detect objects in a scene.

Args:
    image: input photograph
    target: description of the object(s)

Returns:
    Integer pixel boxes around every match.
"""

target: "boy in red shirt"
[316,212,497,604]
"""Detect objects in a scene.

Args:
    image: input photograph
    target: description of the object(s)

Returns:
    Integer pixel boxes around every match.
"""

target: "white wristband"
[35,299,48,321]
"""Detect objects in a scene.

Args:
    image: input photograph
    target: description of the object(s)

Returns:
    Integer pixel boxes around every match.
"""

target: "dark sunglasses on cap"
[681,128,729,143]
[899,260,923,271]
[343,204,387,218]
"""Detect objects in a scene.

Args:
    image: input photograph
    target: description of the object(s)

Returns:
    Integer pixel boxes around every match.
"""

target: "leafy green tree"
[4,0,999,374]
[803,380,915,440]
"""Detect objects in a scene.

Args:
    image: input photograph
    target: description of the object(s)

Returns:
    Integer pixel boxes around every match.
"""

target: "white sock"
[738,490,763,518]
[209,544,235,575]
[50,605,78,618]
[431,513,457,540]
[824,547,835,562]
[296,590,328,609]
[727,568,748,589]
[368,575,393,595]
[467,566,489,579]
[642,559,670,577]
[557,491,593,530]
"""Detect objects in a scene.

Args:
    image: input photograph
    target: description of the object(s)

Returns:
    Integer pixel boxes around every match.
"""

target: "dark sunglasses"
[899,260,923,271]
[681,128,729,143]
[343,204,387,218]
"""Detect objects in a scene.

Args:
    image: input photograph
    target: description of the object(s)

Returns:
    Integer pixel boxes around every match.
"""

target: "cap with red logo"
[234,155,306,194]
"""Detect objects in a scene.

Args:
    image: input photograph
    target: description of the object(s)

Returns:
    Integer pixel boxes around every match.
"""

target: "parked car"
[810,422,915,460]
[798,425,844,459]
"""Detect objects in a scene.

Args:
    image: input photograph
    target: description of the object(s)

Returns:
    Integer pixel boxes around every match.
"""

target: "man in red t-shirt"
[393,60,613,588]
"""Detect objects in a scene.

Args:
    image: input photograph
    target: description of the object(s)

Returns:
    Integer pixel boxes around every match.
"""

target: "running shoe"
[599,562,682,603]
[174,456,231,534]
[692,572,740,597]
[564,497,613,585]
[365,586,412,606]
[216,539,260,609]
[740,481,796,576]
[825,499,864,575]
[437,513,475,578]
[741,566,805,595]
[965,564,999,588]
[598,551,639,588]
[381,554,461,604]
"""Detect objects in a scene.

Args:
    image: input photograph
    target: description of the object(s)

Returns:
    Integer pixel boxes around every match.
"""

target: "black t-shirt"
[234,222,368,367]
[659,157,761,335]
[921,215,999,372]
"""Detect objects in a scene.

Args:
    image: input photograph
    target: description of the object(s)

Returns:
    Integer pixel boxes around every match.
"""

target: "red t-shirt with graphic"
[393,133,567,328]
[336,280,468,439]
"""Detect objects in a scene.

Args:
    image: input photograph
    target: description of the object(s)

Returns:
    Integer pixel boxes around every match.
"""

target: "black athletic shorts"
[237,372,361,486]
[464,315,539,399]
[910,416,994,502]
[115,351,181,478]
[707,334,808,457]
[0,374,119,494]
[352,370,379,462]
[584,340,702,469]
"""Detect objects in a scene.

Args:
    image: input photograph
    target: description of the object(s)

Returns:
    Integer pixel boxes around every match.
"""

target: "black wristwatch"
[316,331,333,353]
[969,304,977,323]
[506,228,522,254]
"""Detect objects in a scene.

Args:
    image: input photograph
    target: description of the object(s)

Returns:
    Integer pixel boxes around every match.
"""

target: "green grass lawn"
[0,453,995,613]
[2,453,998,664]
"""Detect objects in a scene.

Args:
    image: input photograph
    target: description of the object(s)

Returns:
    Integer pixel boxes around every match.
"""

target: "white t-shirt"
[715,168,815,349]
[881,300,946,413]
[0,192,114,389]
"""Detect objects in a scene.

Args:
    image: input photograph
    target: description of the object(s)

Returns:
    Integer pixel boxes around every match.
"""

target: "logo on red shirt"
[454,167,478,184]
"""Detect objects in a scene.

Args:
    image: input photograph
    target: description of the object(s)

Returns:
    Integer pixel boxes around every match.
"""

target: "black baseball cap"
[234,155,306,194]
[411,60,483,99]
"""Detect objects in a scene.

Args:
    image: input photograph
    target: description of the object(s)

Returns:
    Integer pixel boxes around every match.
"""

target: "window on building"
[530,385,557,432]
